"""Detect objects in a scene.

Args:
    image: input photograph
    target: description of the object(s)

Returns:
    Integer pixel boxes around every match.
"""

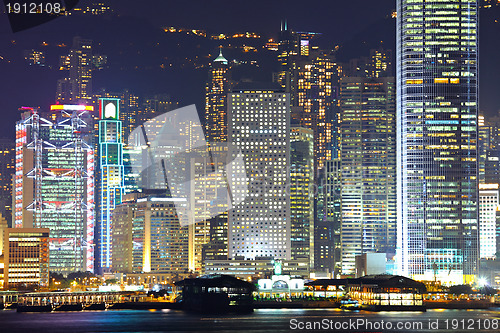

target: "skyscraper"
[120,89,140,140]
[478,184,498,259]
[0,139,15,226]
[15,105,95,274]
[478,115,500,184]
[397,0,479,284]
[277,27,339,170]
[344,48,393,79]
[340,77,397,276]
[197,50,233,272]
[93,89,141,140]
[314,159,342,276]
[205,49,231,143]
[69,37,93,104]
[56,37,93,104]
[227,87,291,260]
[277,26,320,97]
[97,98,125,272]
[140,94,179,126]
[295,52,337,170]
[183,144,232,273]
[290,127,314,266]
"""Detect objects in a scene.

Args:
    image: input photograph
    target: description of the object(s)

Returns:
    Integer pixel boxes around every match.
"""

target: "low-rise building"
[2,228,49,290]
[204,258,309,279]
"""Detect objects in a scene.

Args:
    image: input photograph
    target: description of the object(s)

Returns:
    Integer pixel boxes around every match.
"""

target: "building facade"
[15,105,95,273]
[0,139,15,226]
[340,77,397,276]
[2,228,49,289]
[227,88,291,260]
[290,127,314,266]
[111,194,189,275]
[56,37,93,104]
[479,184,498,259]
[205,49,231,143]
[277,27,339,170]
[397,0,479,284]
[97,98,125,272]
[314,159,342,276]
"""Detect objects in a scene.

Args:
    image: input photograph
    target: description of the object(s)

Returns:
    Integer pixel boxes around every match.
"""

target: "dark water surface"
[1,308,499,333]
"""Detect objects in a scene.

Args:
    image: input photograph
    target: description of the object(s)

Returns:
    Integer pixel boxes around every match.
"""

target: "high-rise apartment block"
[397,0,479,284]
[277,27,339,170]
[344,48,393,79]
[56,37,93,104]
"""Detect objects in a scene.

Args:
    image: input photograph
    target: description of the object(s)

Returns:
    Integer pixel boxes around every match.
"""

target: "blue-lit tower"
[98,98,125,271]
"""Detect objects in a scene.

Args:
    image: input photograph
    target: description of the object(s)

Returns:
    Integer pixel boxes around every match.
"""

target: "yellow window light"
[434,78,449,84]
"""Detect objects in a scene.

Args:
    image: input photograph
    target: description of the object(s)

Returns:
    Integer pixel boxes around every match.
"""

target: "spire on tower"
[213,47,228,65]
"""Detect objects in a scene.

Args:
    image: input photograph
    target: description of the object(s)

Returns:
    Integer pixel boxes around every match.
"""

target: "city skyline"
[3,2,500,332]
[2,1,500,139]
[1,0,500,290]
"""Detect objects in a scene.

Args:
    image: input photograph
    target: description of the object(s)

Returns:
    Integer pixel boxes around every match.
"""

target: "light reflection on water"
[0,308,499,332]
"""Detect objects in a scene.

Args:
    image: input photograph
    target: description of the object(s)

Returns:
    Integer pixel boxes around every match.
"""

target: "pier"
[1,291,149,312]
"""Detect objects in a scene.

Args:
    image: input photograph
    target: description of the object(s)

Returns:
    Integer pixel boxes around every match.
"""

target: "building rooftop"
[306,275,426,291]
[231,81,284,92]
[213,49,228,64]
[175,274,256,290]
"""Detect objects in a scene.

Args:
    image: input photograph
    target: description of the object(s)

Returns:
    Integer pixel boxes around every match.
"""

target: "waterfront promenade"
[2,290,498,312]
[1,308,499,333]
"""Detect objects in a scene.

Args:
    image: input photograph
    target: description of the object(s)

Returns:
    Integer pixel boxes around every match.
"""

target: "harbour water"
[0,308,499,332]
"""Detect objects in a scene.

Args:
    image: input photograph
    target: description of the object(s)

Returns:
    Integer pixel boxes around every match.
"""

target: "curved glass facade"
[397,0,479,284]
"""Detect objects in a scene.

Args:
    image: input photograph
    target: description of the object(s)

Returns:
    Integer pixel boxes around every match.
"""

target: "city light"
[0,1,499,330]
[50,104,94,111]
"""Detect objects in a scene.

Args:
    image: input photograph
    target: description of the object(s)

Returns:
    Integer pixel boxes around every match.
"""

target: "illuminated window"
[434,78,449,84]
[406,79,423,84]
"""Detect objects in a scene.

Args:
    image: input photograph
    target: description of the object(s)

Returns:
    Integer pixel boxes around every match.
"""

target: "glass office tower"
[15,105,95,273]
[290,127,314,266]
[340,77,397,276]
[397,0,479,284]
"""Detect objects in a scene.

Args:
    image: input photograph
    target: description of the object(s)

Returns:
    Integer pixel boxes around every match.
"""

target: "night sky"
[109,0,395,42]
[0,1,499,139]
